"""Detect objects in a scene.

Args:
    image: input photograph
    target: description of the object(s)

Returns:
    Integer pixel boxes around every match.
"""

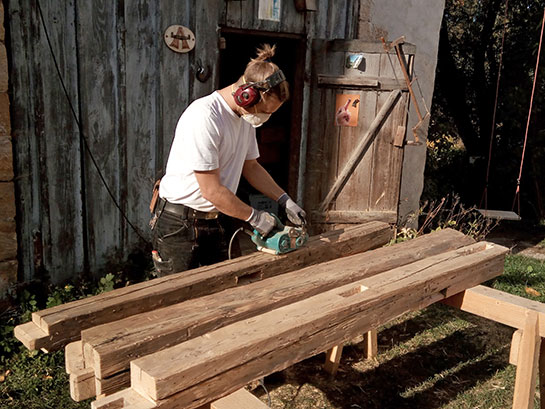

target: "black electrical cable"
[36,0,149,244]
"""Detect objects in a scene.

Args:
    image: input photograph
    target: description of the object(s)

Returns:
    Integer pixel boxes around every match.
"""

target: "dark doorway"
[219,30,305,211]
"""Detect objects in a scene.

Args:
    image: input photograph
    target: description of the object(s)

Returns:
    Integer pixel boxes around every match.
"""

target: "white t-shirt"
[159,91,260,212]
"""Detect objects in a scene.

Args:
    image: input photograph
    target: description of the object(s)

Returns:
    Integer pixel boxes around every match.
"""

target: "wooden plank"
[324,345,343,375]
[539,342,545,409]
[441,285,545,337]
[317,75,408,91]
[311,210,397,224]
[210,389,268,409]
[70,367,96,402]
[123,0,160,247]
[82,228,473,380]
[363,329,378,359]
[7,1,84,283]
[510,329,523,365]
[18,222,392,351]
[335,53,380,212]
[318,89,402,212]
[318,75,379,88]
[76,0,123,273]
[130,242,507,405]
[328,39,417,55]
[369,91,408,212]
[512,310,540,409]
[157,0,192,176]
[476,209,521,221]
[65,341,85,374]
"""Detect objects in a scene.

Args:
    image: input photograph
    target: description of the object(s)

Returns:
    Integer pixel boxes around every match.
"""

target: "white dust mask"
[241,112,271,128]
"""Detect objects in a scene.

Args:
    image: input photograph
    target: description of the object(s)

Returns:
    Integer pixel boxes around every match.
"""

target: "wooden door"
[304,39,414,232]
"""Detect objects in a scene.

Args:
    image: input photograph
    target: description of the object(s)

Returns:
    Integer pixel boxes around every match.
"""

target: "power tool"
[250,213,308,255]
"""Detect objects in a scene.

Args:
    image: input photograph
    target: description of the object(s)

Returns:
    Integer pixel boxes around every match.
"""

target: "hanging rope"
[511,7,545,215]
[481,0,510,210]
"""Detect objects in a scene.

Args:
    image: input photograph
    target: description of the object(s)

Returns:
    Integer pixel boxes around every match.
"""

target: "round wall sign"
[164,25,195,53]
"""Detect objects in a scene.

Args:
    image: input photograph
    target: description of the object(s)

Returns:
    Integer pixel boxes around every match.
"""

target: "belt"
[158,198,219,220]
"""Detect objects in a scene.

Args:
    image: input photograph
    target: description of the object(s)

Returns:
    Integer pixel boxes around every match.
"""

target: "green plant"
[97,273,116,294]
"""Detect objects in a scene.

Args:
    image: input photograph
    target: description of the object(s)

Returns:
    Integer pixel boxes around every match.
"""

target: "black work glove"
[277,193,307,226]
[247,208,277,237]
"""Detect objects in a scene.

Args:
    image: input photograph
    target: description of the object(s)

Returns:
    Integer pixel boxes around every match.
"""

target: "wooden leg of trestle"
[513,310,540,409]
[539,341,545,409]
[324,344,344,376]
[363,329,378,359]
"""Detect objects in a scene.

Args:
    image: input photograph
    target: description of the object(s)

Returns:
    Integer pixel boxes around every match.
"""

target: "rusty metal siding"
[7,0,361,284]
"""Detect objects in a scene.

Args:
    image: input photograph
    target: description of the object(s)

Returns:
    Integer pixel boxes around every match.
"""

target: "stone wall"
[0,3,17,297]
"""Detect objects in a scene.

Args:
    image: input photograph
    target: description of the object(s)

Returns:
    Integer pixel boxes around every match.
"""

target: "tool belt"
[157,197,219,220]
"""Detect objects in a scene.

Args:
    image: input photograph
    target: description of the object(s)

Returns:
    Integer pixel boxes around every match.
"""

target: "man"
[151,44,306,276]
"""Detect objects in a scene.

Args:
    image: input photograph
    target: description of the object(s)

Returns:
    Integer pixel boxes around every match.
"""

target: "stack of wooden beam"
[14,222,509,408]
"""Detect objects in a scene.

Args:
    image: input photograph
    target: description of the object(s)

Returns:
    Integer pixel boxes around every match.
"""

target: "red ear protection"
[233,70,287,108]
[233,84,261,108]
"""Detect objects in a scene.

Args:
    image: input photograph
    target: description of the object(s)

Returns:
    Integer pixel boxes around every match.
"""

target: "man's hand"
[247,209,277,237]
[277,193,307,226]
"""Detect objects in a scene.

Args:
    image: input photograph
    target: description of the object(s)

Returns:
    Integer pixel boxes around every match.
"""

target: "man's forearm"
[243,161,284,201]
[204,184,253,221]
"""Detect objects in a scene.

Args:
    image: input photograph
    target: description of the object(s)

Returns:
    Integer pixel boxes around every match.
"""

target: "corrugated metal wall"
[7,0,360,283]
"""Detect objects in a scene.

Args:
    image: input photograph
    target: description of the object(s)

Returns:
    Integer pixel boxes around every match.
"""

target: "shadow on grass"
[258,305,513,409]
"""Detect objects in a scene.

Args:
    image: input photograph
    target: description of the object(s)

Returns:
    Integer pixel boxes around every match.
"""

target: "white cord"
[228,227,245,260]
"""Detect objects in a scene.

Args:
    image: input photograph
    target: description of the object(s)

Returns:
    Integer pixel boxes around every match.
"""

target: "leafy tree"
[428,0,545,220]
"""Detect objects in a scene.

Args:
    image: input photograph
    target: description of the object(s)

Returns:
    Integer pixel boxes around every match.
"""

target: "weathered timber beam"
[441,285,545,337]
[83,228,473,381]
[15,222,392,352]
[127,242,507,407]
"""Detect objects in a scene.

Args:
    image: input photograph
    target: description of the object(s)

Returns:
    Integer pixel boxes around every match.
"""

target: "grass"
[1,254,544,408]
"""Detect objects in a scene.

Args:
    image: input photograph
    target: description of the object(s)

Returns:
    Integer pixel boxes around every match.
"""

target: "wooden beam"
[441,285,545,336]
[16,222,392,352]
[512,310,540,409]
[318,89,401,212]
[128,242,506,407]
[82,228,474,381]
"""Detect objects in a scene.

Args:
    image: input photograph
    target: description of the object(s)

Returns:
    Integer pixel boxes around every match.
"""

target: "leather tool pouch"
[149,179,161,214]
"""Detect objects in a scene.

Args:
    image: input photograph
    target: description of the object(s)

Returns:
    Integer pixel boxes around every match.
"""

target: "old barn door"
[304,40,414,231]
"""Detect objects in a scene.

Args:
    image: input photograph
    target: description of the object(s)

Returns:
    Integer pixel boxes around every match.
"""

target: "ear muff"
[233,84,261,108]
[233,69,287,108]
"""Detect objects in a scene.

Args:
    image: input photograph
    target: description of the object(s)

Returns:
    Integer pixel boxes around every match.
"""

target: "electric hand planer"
[250,213,308,255]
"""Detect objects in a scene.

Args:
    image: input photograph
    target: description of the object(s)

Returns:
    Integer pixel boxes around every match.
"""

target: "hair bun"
[255,44,276,62]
